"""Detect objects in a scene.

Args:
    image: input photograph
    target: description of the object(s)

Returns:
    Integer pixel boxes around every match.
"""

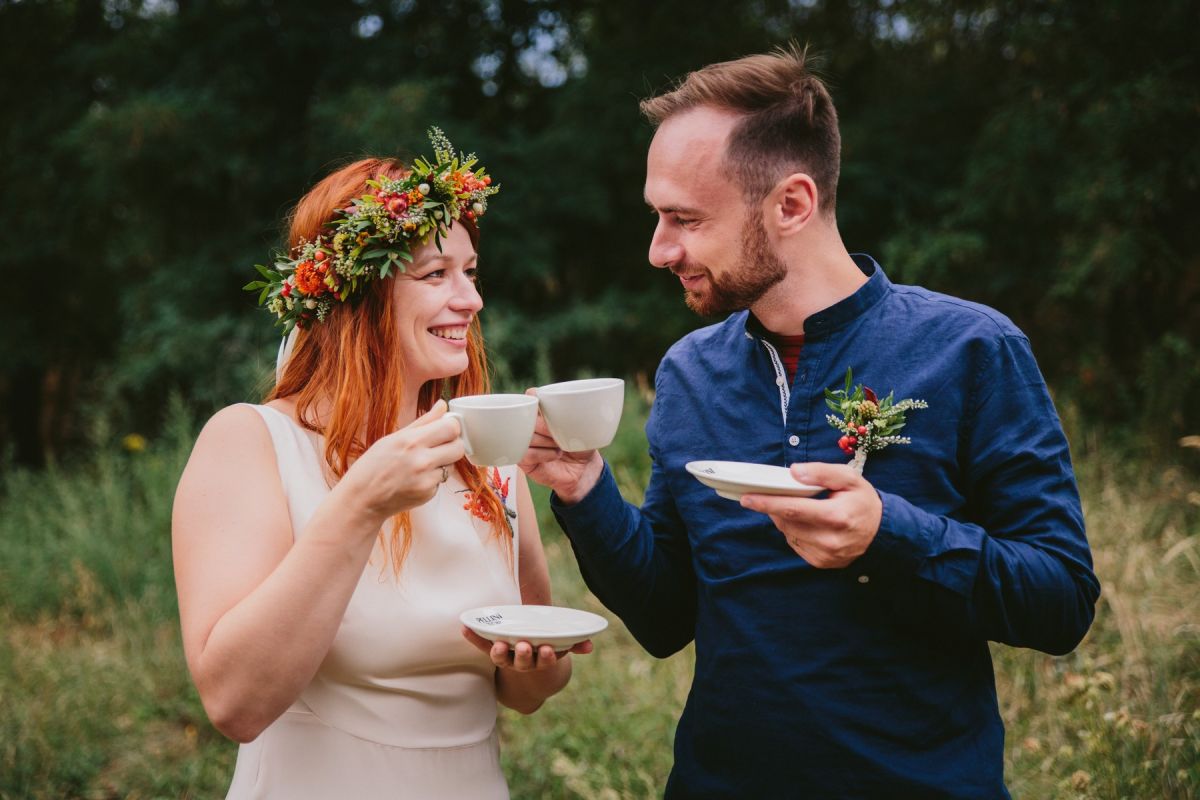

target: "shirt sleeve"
[856,333,1100,655]
[550,441,697,659]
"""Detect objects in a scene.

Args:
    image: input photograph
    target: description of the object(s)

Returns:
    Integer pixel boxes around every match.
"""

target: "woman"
[173,128,587,799]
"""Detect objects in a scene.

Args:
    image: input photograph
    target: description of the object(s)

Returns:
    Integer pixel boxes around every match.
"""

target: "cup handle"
[444,411,474,456]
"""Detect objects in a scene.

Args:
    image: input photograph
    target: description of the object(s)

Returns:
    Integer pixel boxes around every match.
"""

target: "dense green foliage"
[1,397,1197,798]
[1,0,1197,464]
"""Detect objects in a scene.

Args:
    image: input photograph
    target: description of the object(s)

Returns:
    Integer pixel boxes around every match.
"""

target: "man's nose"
[648,221,683,269]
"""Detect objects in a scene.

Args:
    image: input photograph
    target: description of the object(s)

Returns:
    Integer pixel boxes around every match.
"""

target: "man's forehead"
[645,107,740,208]
[649,107,738,167]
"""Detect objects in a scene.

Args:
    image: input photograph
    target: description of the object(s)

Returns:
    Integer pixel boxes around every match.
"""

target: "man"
[521,46,1099,798]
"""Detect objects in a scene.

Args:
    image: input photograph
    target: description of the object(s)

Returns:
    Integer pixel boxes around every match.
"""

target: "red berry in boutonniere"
[825,367,928,474]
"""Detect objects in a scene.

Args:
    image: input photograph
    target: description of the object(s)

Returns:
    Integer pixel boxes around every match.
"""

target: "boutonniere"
[825,367,928,474]
[459,467,517,535]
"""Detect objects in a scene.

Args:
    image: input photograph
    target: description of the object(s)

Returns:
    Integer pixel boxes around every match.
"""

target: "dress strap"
[242,404,330,538]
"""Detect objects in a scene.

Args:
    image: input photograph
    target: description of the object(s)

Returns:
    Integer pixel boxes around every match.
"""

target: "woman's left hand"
[461,627,593,671]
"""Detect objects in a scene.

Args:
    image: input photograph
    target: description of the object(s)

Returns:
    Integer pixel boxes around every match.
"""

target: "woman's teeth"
[429,327,467,340]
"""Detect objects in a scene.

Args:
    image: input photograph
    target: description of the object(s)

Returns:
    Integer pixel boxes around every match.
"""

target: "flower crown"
[245,127,499,332]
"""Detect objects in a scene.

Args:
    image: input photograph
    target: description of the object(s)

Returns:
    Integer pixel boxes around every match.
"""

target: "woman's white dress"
[225,404,520,799]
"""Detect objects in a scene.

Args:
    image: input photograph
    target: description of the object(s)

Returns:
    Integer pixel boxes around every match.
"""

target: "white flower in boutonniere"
[824,367,928,474]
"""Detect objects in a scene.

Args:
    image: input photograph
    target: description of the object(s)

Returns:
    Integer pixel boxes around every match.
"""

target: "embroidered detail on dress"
[458,467,516,535]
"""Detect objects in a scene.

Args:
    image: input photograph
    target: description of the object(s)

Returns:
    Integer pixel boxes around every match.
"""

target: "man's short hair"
[640,44,841,216]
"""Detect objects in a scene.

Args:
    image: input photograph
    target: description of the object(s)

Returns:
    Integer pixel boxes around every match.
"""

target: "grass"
[0,392,1196,799]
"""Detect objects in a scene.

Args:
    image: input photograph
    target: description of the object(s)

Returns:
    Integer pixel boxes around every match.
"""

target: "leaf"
[398,250,413,263]
[255,264,276,280]
[258,287,270,304]
[826,398,842,412]
[361,249,390,259]
[243,280,267,291]
[844,367,853,394]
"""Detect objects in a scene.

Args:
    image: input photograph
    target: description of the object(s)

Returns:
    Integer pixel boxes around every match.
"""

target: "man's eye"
[676,217,696,227]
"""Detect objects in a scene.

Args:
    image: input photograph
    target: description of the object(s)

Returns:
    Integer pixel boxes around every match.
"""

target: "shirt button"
[788,435,800,446]
[857,575,870,584]
[775,376,785,387]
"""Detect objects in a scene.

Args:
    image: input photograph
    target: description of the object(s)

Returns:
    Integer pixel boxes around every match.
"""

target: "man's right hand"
[518,390,605,504]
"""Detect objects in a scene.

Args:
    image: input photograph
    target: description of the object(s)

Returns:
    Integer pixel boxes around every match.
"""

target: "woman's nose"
[451,274,484,312]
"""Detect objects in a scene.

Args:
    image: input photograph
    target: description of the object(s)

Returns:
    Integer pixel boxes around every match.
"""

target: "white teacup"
[536,378,624,452]
[446,394,539,467]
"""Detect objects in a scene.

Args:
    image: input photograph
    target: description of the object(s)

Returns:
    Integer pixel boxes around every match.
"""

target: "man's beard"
[679,215,787,317]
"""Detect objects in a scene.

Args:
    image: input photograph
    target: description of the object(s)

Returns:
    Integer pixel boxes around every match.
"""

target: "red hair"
[267,158,511,573]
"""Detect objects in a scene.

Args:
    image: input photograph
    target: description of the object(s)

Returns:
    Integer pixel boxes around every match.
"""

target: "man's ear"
[767,172,818,237]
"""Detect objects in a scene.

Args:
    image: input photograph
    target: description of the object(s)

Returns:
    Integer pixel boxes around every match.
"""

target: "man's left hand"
[740,462,882,568]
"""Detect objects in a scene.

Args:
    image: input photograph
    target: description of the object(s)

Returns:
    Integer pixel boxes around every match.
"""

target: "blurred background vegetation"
[1,0,1198,798]
[1,0,1197,465]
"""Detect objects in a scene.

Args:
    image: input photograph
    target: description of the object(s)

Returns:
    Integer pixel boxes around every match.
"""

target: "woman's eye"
[422,269,445,280]
[465,268,480,282]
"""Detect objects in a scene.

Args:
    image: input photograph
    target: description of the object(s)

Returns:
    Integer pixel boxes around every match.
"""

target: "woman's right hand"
[341,399,465,520]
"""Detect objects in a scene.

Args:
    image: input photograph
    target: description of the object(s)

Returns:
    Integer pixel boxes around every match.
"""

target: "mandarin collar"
[744,253,891,340]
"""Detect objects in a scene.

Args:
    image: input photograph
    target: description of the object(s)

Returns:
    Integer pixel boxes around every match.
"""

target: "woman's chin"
[418,357,470,384]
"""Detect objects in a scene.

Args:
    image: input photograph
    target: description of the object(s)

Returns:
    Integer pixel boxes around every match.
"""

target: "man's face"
[644,107,787,316]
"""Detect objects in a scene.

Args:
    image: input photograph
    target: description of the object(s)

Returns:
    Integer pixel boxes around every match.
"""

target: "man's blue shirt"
[552,256,1099,798]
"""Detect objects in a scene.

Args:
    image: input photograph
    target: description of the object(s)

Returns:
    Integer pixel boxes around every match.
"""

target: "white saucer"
[685,460,824,502]
[460,604,608,650]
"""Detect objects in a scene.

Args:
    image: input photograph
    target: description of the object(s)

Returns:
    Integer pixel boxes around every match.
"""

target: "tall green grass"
[0,394,1196,798]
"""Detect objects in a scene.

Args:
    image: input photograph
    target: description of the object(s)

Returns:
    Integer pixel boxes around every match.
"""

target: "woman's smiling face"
[390,222,483,386]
